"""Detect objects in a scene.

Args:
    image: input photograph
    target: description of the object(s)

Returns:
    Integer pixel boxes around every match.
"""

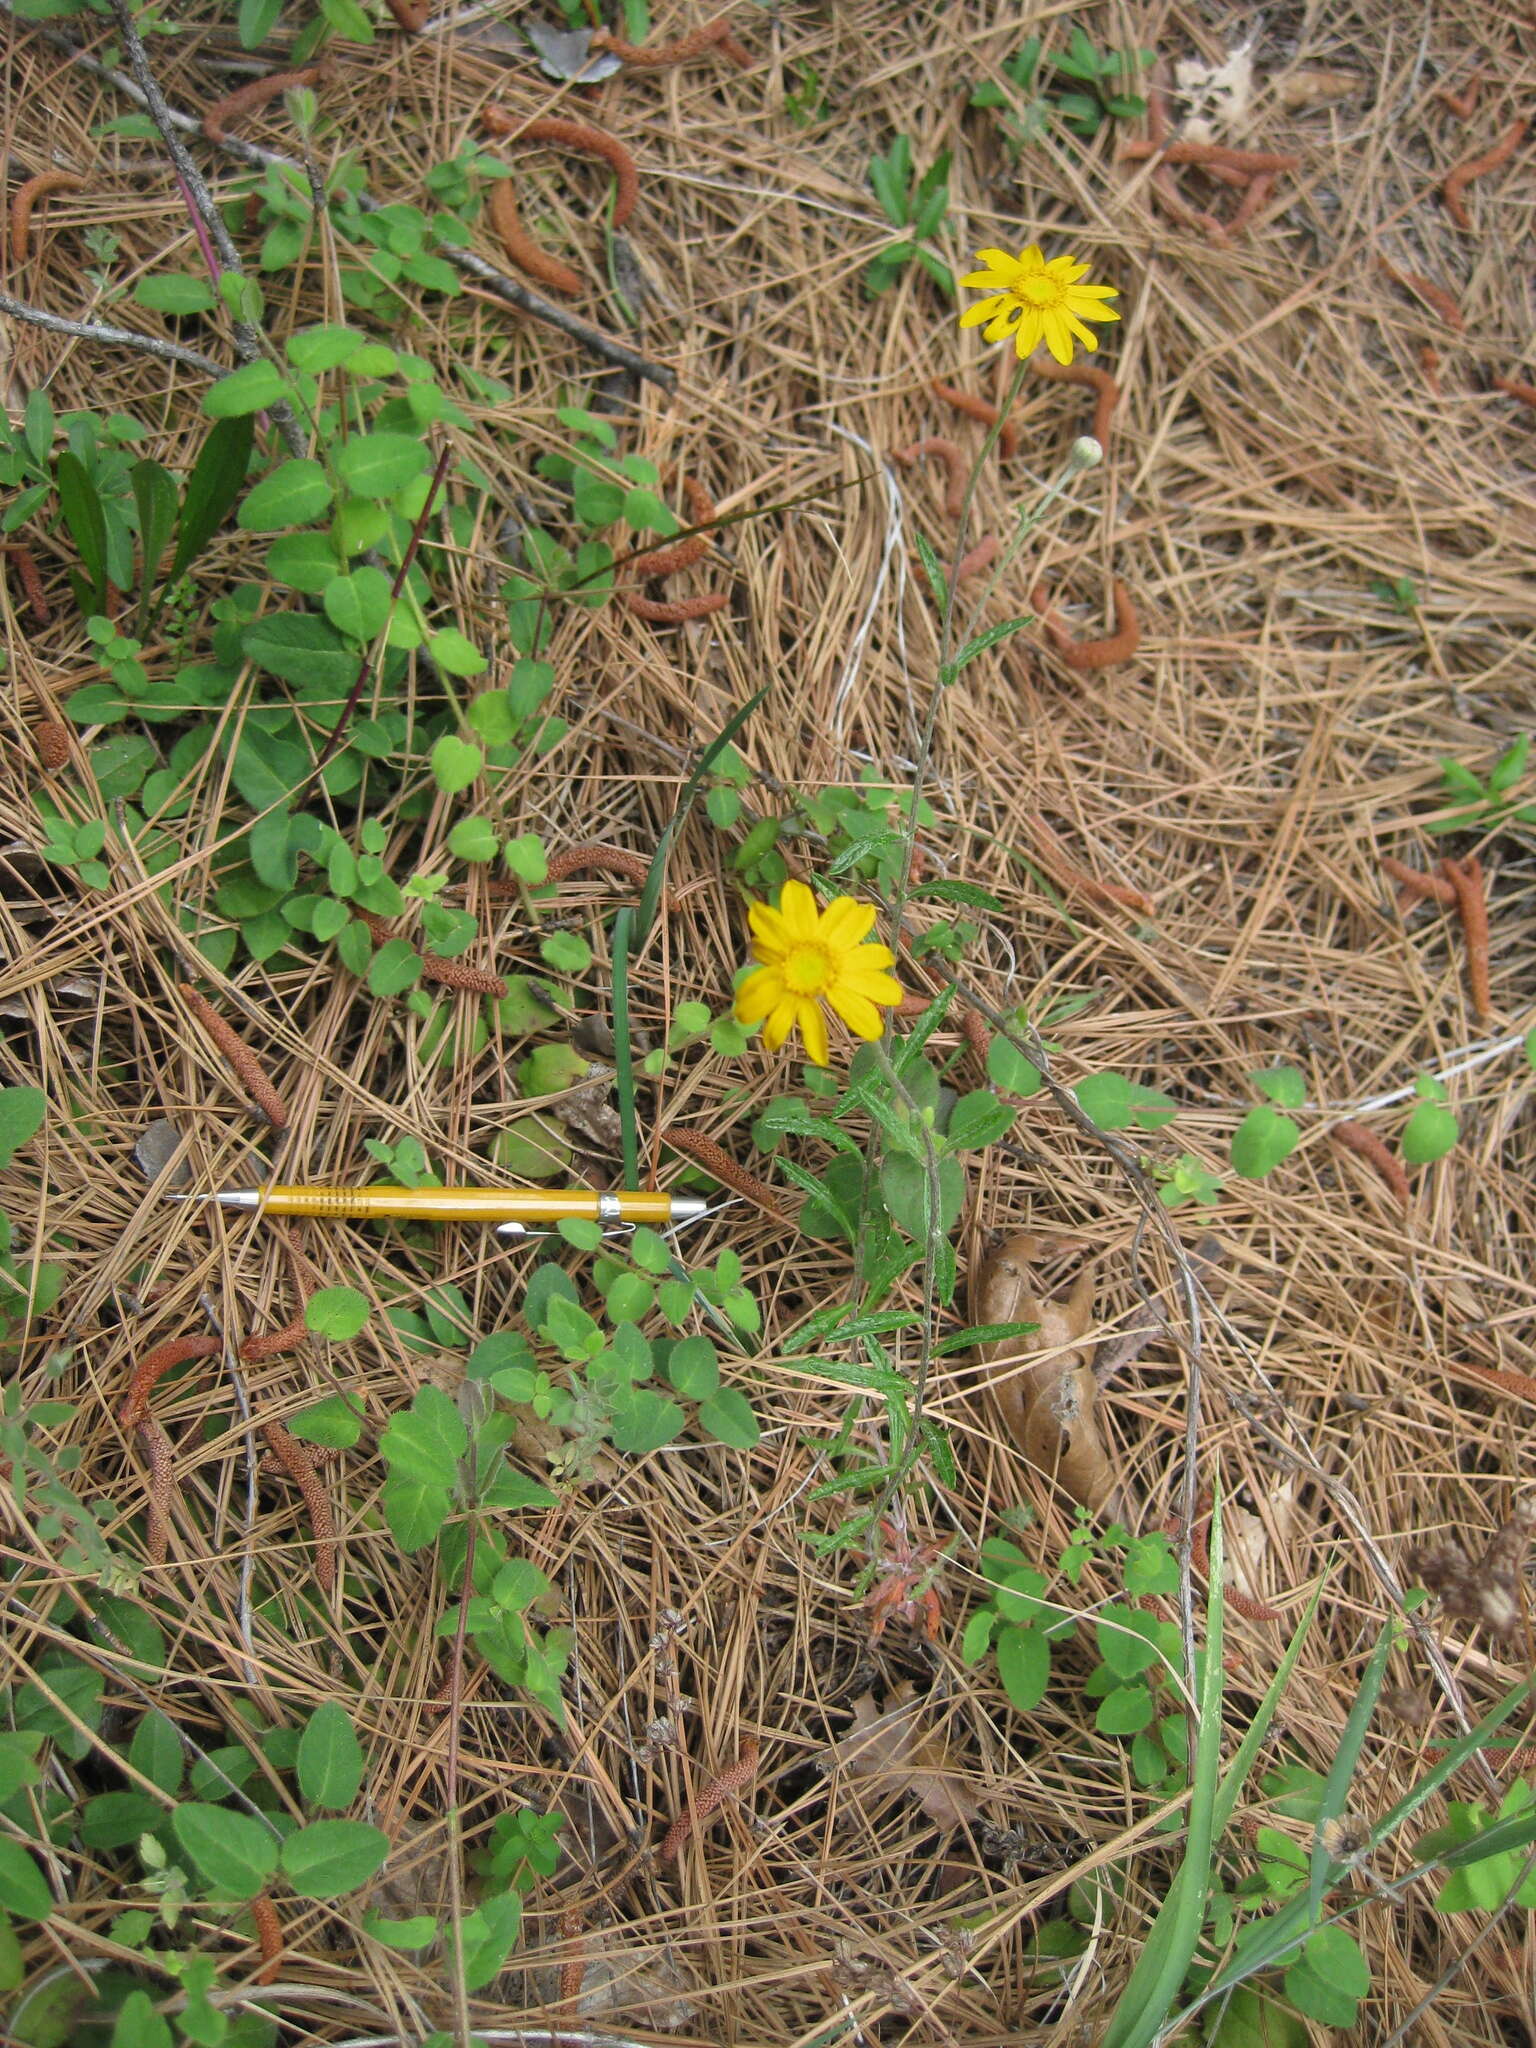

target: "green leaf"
[171,1803,279,1899]
[172,414,255,581]
[305,1286,370,1341]
[996,1623,1050,1710]
[448,816,499,862]
[238,0,284,46]
[911,878,1005,912]
[296,1701,365,1811]
[868,133,913,225]
[698,1386,759,1448]
[0,1841,51,1921]
[288,1393,364,1450]
[0,1087,47,1168]
[203,358,291,419]
[1230,1104,1300,1179]
[946,1088,1015,1149]
[1075,1070,1133,1130]
[1251,1066,1307,1108]
[362,1908,438,1949]
[134,272,219,314]
[334,431,428,500]
[430,735,483,795]
[237,457,334,531]
[130,459,179,594]
[540,929,591,974]
[665,1335,719,1398]
[427,628,487,677]
[279,1819,389,1897]
[607,1385,685,1456]
[458,1889,523,1991]
[0,1731,46,1805]
[322,564,393,640]
[286,323,368,371]
[1401,1101,1458,1164]
[368,939,422,997]
[381,1477,450,1553]
[380,1383,467,1485]
[55,450,109,605]
[987,1035,1042,1097]
[1096,1682,1155,1735]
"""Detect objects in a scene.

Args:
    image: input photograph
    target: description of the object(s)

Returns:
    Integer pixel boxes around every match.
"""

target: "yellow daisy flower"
[958,244,1120,365]
[734,880,904,1067]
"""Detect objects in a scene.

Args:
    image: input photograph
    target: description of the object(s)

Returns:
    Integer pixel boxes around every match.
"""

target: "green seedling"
[865,135,955,298]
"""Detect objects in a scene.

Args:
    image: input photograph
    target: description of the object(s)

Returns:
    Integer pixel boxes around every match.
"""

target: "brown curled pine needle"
[1420,346,1443,397]
[628,474,716,579]
[202,62,334,144]
[1120,137,1301,173]
[249,1894,284,1986]
[487,179,582,297]
[1028,354,1119,448]
[893,437,968,521]
[480,112,640,229]
[1437,73,1482,120]
[1024,812,1154,915]
[1492,374,1536,409]
[624,590,730,622]
[1165,1498,1285,1624]
[259,1418,338,1595]
[592,17,752,70]
[1330,1120,1411,1209]
[1140,81,1228,238]
[2,544,52,626]
[351,909,508,998]
[1032,579,1142,671]
[557,1908,586,2007]
[544,840,656,901]
[179,984,290,1130]
[136,1417,176,1567]
[664,1129,792,1227]
[32,720,70,772]
[1226,169,1278,238]
[1381,855,1458,913]
[1442,120,1528,229]
[382,0,428,25]
[955,534,999,582]
[9,170,87,265]
[929,379,1019,459]
[1441,854,1492,1019]
[659,1738,760,1861]
[119,1333,223,1429]
[1444,1358,1536,1407]
[1378,258,1466,332]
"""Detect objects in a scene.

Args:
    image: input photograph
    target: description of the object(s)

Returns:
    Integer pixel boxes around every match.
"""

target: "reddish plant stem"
[179,983,289,1129]
[659,1738,760,1861]
[1121,137,1301,173]
[1441,854,1492,1019]
[1436,74,1482,120]
[119,1334,222,1429]
[955,534,999,581]
[1493,373,1536,409]
[1024,811,1153,914]
[1,544,51,625]
[1028,354,1119,447]
[1378,258,1466,332]
[9,170,86,264]
[1381,855,1457,911]
[32,720,70,771]
[624,590,729,621]
[628,474,715,579]
[592,17,751,69]
[136,1418,175,1566]
[249,1893,284,1985]
[486,179,581,296]
[1442,120,1527,228]
[480,112,640,228]
[259,1418,338,1596]
[664,1130,791,1227]
[929,379,1018,459]
[1330,1120,1411,1208]
[1032,577,1142,670]
[201,62,334,144]
[352,908,508,998]
[893,436,968,521]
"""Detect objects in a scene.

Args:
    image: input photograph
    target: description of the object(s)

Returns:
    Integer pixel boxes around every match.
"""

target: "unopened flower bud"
[1069,435,1104,471]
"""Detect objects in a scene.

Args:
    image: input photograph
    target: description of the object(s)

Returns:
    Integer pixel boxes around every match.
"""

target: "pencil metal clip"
[493,1193,643,1243]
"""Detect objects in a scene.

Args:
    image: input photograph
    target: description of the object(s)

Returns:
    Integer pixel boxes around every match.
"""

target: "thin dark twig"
[0,289,224,376]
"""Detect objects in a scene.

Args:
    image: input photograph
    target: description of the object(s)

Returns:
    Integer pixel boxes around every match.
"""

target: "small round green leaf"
[171,1802,279,1899]
[1230,1104,1300,1180]
[430,735,483,795]
[333,431,428,500]
[296,1702,365,1811]
[237,458,334,532]
[995,1623,1050,1711]
[0,1840,52,1920]
[448,817,499,862]
[279,1818,389,1898]
[305,1286,370,1341]
[203,359,291,419]
[427,628,488,677]
[1400,1101,1458,1165]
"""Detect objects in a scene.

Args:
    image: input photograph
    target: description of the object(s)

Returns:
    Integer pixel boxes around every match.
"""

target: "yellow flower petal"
[1041,311,1074,364]
[847,940,896,971]
[734,966,784,1026]
[760,999,795,1053]
[777,878,819,941]
[819,897,877,949]
[838,969,905,1007]
[747,899,789,952]
[826,987,884,1040]
[959,294,1011,329]
[797,997,829,1067]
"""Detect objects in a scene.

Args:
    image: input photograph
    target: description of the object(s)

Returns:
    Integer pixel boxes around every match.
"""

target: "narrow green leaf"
[171,413,255,582]
[54,451,109,606]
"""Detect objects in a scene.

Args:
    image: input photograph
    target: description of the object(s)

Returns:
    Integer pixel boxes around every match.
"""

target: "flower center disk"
[782,943,835,995]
